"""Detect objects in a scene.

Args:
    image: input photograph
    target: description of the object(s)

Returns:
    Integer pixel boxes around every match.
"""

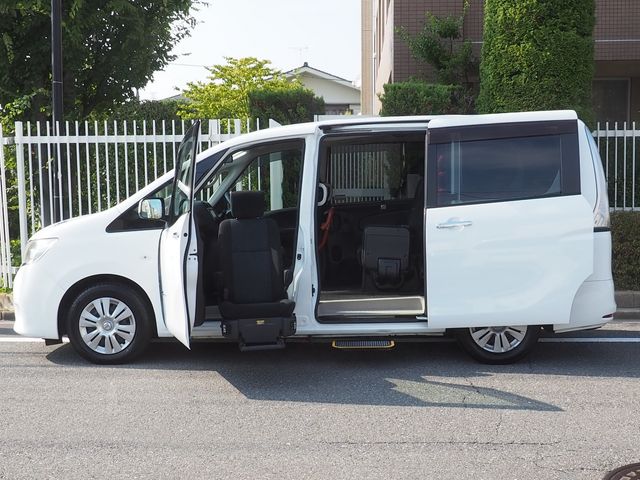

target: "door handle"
[436,220,473,229]
[172,232,180,238]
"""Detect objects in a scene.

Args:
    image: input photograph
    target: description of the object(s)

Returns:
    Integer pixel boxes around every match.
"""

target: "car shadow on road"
[46,340,636,412]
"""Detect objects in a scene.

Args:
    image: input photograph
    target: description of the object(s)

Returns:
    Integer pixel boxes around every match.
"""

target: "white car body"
[13,111,616,362]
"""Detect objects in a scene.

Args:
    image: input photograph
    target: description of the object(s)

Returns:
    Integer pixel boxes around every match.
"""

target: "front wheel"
[456,325,540,364]
[66,283,153,364]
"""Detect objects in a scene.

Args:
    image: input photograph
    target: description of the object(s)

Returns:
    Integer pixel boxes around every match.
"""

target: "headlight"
[22,238,57,265]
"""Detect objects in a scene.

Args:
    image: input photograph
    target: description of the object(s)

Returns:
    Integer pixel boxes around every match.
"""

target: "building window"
[592,79,630,124]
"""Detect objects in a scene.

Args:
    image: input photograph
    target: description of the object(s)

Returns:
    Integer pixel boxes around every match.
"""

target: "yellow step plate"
[331,339,395,350]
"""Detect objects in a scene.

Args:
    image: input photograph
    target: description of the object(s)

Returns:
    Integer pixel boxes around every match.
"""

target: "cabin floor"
[317,291,425,317]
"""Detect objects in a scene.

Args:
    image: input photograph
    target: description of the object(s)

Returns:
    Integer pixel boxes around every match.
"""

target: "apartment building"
[361,0,640,122]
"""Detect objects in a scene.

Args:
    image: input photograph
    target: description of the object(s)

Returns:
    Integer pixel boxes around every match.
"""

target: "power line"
[167,62,211,68]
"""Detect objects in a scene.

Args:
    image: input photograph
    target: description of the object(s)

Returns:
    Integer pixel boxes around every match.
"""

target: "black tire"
[66,283,153,364]
[455,325,541,364]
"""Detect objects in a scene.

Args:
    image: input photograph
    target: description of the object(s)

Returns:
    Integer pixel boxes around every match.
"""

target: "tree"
[0,0,197,120]
[398,2,476,87]
[396,1,477,113]
[179,57,301,120]
[94,99,186,122]
[248,87,324,126]
[477,0,595,124]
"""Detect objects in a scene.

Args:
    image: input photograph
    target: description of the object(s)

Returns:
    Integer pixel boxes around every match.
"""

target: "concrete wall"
[361,0,374,114]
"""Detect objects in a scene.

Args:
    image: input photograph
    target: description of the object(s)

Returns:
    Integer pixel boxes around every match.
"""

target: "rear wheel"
[456,325,540,364]
[66,283,152,364]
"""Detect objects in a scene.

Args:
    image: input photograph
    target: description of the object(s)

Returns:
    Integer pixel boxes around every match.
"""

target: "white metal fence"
[0,124,13,289]
[0,118,262,288]
[593,122,639,211]
[0,119,639,288]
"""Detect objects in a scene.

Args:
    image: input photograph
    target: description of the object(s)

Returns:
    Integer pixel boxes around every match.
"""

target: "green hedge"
[612,212,640,290]
[248,87,324,126]
[477,0,595,125]
[379,82,457,116]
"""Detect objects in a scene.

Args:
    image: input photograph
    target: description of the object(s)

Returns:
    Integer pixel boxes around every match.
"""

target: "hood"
[29,206,124,242]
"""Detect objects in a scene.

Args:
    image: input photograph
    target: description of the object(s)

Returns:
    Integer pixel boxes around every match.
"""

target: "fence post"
[0,124,12,287]
[14,121,29,258]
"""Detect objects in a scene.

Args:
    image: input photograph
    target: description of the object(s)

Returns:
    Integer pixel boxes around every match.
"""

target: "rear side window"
[429,121,579,207]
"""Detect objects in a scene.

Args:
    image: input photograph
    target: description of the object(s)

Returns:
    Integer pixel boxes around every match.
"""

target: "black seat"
[360,178,424,290]
[217,191,295,348]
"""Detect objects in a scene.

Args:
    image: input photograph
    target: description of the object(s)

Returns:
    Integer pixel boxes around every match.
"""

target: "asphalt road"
[0,321,639,480]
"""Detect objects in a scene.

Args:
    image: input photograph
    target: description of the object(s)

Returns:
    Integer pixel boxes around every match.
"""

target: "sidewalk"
[1,291,639,322]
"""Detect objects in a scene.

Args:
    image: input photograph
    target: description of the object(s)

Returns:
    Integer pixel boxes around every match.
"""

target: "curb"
[0,293,12,321]
[613,309,640,320]
[615,291,640,309]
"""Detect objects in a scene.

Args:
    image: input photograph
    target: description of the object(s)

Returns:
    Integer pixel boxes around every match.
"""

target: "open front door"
[425,116,594,329]
[159,121,200,348]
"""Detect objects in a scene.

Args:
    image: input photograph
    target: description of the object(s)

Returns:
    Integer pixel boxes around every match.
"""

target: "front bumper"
[13,263,66,339]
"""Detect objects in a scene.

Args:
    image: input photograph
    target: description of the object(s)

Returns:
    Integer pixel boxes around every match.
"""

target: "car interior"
[189,141,304,338]
[315,132,427,320]
[183,132,428,331]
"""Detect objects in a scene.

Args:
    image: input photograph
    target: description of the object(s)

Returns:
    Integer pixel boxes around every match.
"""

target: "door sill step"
[332,339,396,350]
[239,339,285,352]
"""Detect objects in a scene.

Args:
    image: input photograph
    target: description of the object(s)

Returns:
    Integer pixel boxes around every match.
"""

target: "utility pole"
[49,0,63,224]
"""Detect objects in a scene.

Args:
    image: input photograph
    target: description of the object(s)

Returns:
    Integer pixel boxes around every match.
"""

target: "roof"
[198,110,579,159]
[285,62,360,91]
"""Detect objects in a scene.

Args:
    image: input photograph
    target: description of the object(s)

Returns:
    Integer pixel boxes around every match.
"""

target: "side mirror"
[138,198,164,220]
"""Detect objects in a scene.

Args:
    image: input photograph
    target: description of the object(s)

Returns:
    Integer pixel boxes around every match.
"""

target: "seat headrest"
[230,191,265,219]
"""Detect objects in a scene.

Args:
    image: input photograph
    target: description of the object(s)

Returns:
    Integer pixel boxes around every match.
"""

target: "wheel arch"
[57,274,158,339]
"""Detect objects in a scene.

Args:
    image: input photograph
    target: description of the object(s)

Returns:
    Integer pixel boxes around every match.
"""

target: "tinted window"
[435,134,569,206]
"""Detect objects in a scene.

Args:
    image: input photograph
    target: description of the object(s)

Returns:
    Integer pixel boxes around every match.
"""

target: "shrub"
[248,87,324,126]
[611,212,640,290]
[397,1,477,113]
[100,99,185,121]
[477,0,596,125]
[379,82,457,116]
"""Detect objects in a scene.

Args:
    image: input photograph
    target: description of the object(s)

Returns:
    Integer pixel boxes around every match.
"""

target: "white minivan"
[13,111,616,364]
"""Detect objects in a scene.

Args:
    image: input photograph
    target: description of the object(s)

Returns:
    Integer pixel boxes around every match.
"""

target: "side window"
[434,134,570,206]
[233,143,304,212]
[327,140,424,204]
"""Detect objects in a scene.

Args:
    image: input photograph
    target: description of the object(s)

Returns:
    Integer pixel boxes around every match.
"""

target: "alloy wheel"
[78,297,137,355]
[469,326,528,354]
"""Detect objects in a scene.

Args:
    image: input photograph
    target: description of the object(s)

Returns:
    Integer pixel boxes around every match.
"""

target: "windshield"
[197,162,233,202]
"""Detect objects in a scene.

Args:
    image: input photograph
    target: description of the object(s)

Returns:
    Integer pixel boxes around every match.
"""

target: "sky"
[140,0,362,100]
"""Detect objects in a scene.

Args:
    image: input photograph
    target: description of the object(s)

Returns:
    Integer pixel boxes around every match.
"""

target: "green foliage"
[93,99,186,122]
[477,0,596,124]
[179,57,301,120]
[611,212,640,290]
[0,0,198,120]
[0,90,48,131]
[379,82,457,116]
[398,1,476,87]
[248,87,324,126]
[396,1,477,113]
